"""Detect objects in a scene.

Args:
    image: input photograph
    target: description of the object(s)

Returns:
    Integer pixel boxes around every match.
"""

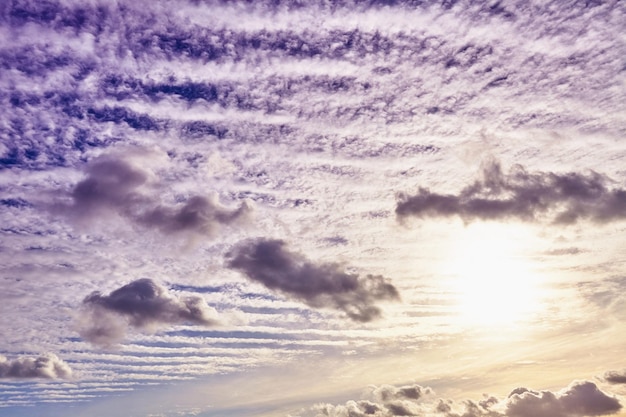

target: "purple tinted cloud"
[59,156,252,236]
[79,278,220,346]
[227,238,400,322]
[397,161,626,225]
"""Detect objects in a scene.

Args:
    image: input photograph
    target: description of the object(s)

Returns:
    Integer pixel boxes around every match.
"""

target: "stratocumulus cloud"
[61,156,251,235]
[396,161,626,224]
[0,354,72,379]
[227,238,400,322]
[79,279,220,346]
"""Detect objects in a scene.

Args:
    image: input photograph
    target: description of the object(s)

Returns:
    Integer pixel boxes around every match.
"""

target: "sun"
[442,222,544,328]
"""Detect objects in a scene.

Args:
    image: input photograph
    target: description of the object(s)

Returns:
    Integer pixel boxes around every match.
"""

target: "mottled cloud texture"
[309,380,621,417]
[227,239,399,322]
[397,161,626,225]
[0,354,72,379]
[62,156,251,236]
[79,278,220,346]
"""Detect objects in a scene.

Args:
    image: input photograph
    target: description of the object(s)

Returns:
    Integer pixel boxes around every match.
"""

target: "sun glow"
[442,223,544,327]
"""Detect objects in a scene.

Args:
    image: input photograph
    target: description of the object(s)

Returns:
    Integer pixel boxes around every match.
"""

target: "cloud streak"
[396,161,626,225]
[0,354,72,379]
[227,238,399,322]
[79,278,220,346]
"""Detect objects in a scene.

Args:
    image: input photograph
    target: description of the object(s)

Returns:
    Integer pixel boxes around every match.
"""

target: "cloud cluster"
[397,161,626,225]
[78,278,220,346]
[315,384,431,417]
[62,156,251,236]
[309,380,621,417]
[227,239,399,322]
[0,354,72,379]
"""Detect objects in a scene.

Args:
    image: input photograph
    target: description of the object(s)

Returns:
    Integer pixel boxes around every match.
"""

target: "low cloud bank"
[307,380,621,417]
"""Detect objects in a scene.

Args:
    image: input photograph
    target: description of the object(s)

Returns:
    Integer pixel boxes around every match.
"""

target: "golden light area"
[442,223,545,328]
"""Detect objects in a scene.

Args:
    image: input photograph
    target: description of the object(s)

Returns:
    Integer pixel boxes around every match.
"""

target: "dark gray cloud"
[227,239,399,322]
[397,161,626,225]
[79,278,220,346]
[506,381,621,417]
[61,156,251,235]
[0,353,72,379]
[604,370,626,384]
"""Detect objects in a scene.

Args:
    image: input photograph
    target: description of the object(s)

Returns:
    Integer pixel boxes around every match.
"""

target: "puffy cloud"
[60,156,252,236]
[396,161,626,225]
[227,238,399,322]
[0,353,72,379]
[313,384,432,417]
[373,384,431,402]
[79,278,220,346]
[605,370,626,384]
[506,382,621,417]
[306,380,621,417]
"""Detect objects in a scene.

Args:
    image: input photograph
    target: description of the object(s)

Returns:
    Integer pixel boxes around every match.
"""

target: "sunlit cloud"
[303,380,622,417]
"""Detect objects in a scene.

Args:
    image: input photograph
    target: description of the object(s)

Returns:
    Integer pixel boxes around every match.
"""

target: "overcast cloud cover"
[0,0,625,415]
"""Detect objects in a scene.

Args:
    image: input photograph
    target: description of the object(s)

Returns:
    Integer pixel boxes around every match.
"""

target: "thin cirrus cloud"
[0,354,72,380]
[57,156,252,236]
[78,278,220,347]
[396,161,626,225]
[227,238,400,322]
[307,380,621,417]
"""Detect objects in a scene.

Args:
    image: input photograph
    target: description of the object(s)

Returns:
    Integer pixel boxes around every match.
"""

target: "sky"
[0,0,625,416]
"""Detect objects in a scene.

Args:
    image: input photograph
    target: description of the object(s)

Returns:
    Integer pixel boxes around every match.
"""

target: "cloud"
[60,155,252,236]
[313,384,432,417]
[396,161,626,225]
[0,353,72,379]
[226,238,400,322]
[306,380,621,417]
[78,278,220,346]
[506,381,622,417]
[373,384,431,402]
[605,370,626,384]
